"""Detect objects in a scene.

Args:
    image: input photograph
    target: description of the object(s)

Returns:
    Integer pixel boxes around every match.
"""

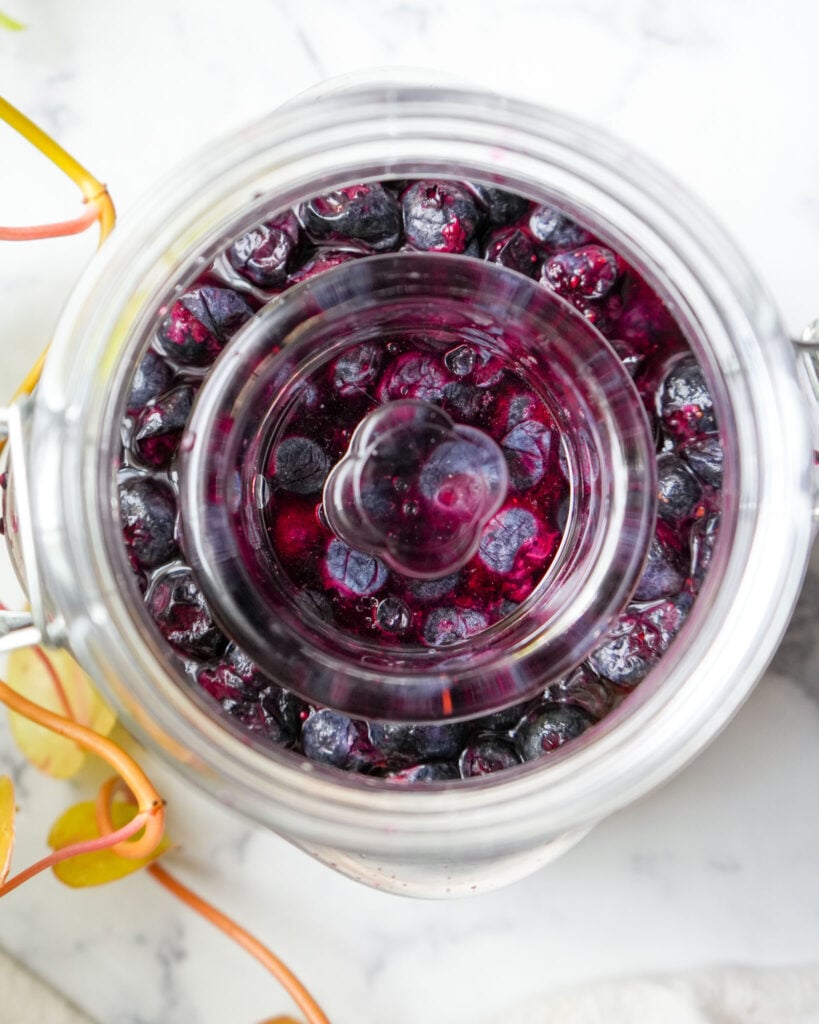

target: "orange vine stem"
[0,200,101,241]
[0,811,149,898]
[147,863,331,1024]
[0,680,165,859]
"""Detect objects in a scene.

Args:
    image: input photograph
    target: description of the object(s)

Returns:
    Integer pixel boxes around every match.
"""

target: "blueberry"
[386,762,460,783]
[423,606,488,645]
[376,596,411,633]
[680,434,723,486]
[484,227,539,278]
[401,180,483,253]
[690,512,719,589]
[407,572,461,603]
[528,205,591,249]
[146,567,228,661]
[478,507,537,574]
[444,344,477,377]
[656,454,702,522]
[227,212,300,288]
[470,185,529,225]
[132,386,194,468]
[332,343,382,397]
[288,249,360,283]
[378,352,448,403]
[119,476,177,571]
[127,350,174,415]
[659,357,717,438]
[515,704,594,761]
[273,437,330,495]
[501,420,553,490]
[299,184,401,252]
[326,539,387,596]
[368,721,467,767]
[544,665,613,719]
[302,709,374,769]
[441,382,486,419]
[542,245,619,300]
[459,736,521,777]
[156,286,253,367]
[633,531,686,601]
[197,645,266,703]
[586,598,688,687]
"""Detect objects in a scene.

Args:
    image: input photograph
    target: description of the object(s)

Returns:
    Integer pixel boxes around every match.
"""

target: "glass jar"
[1,81,816,897]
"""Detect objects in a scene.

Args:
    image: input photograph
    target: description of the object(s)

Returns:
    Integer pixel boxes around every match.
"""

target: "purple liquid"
[118,181,721,780]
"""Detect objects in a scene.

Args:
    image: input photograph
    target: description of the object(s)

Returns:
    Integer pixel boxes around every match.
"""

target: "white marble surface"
[0,1,818,1022]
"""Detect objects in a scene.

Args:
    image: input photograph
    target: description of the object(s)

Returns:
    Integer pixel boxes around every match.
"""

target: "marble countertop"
[1,1,818,1022]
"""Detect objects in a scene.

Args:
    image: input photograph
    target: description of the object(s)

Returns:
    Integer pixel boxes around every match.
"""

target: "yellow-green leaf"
[47,800,170,888]
[0,11,25,31]
[6,647,116,778]
[0,776,15,884]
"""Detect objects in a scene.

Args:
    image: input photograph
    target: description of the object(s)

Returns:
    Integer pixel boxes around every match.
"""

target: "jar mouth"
[179,253,656,721]
[27,81,814,858]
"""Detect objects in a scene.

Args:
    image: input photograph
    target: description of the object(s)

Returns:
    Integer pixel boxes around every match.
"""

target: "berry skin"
[119,476,177,572]
[368,721,467,767]
[227,212,300,288]
[484,228,539,277]
[289,249,361,283]
[470,184,530,226]
[680,434,723,486]
[377,351,448,403]
[528,205,591,249]
[459,736,521,777]
[545,665,614,720]
[325,539,387,597]
[515,703,594,761]
[131,386,194,469]
[633,529,687,601]
[501,420,553,491]
[156,286,253,367]
[656,453,702,523]
[659,357,717,439]
[423,606,488,645]
[197,645,267,703]
[386,762,460,783]
[301,709,375,769]
[401,180,483,253]
[690,512,719,590]
[586,597,688,688]
[478,507,537,574]
[273,437,330,495]
[299,184,402,252]
[542,245,619,300]
[146,567,228,661]
[332,343,382,397]
[126,350,174,415]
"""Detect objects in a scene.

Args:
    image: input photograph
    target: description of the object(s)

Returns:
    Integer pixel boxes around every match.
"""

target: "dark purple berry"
[459,736,521,777]
[542,245,619,300]
[479,507,537,574]
[656,454,702,523]
[288,249,360,283]
[586,598,688,687]
[325,539,387,596]
[299,184,401,252]
[407,572,461,603]
[545,665,614,719]
[156,286,252,367]
[301,709,375,769]
[515,703,594,761]
[680,434,723,486]
[197,645,267,703]
[470,184,529,225]
[273,436,330,495]
[132,386,194,468]
[368,721,467,767]
[126,350,174,415]
[401,181,483,253]
[146,567,228,661]
[660,357,717,439]
[423,606,488,645]
[119,476,177,571]
[441,382,486,419]
[227,212,300,288]
[484,228,539,277]
[378,351,448,403]
[633,530,687,601]
[501,420,553,490]
[387,762,460,783]
[332,343,382,397]
[529,205,591,249]
[690,512,719,589]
